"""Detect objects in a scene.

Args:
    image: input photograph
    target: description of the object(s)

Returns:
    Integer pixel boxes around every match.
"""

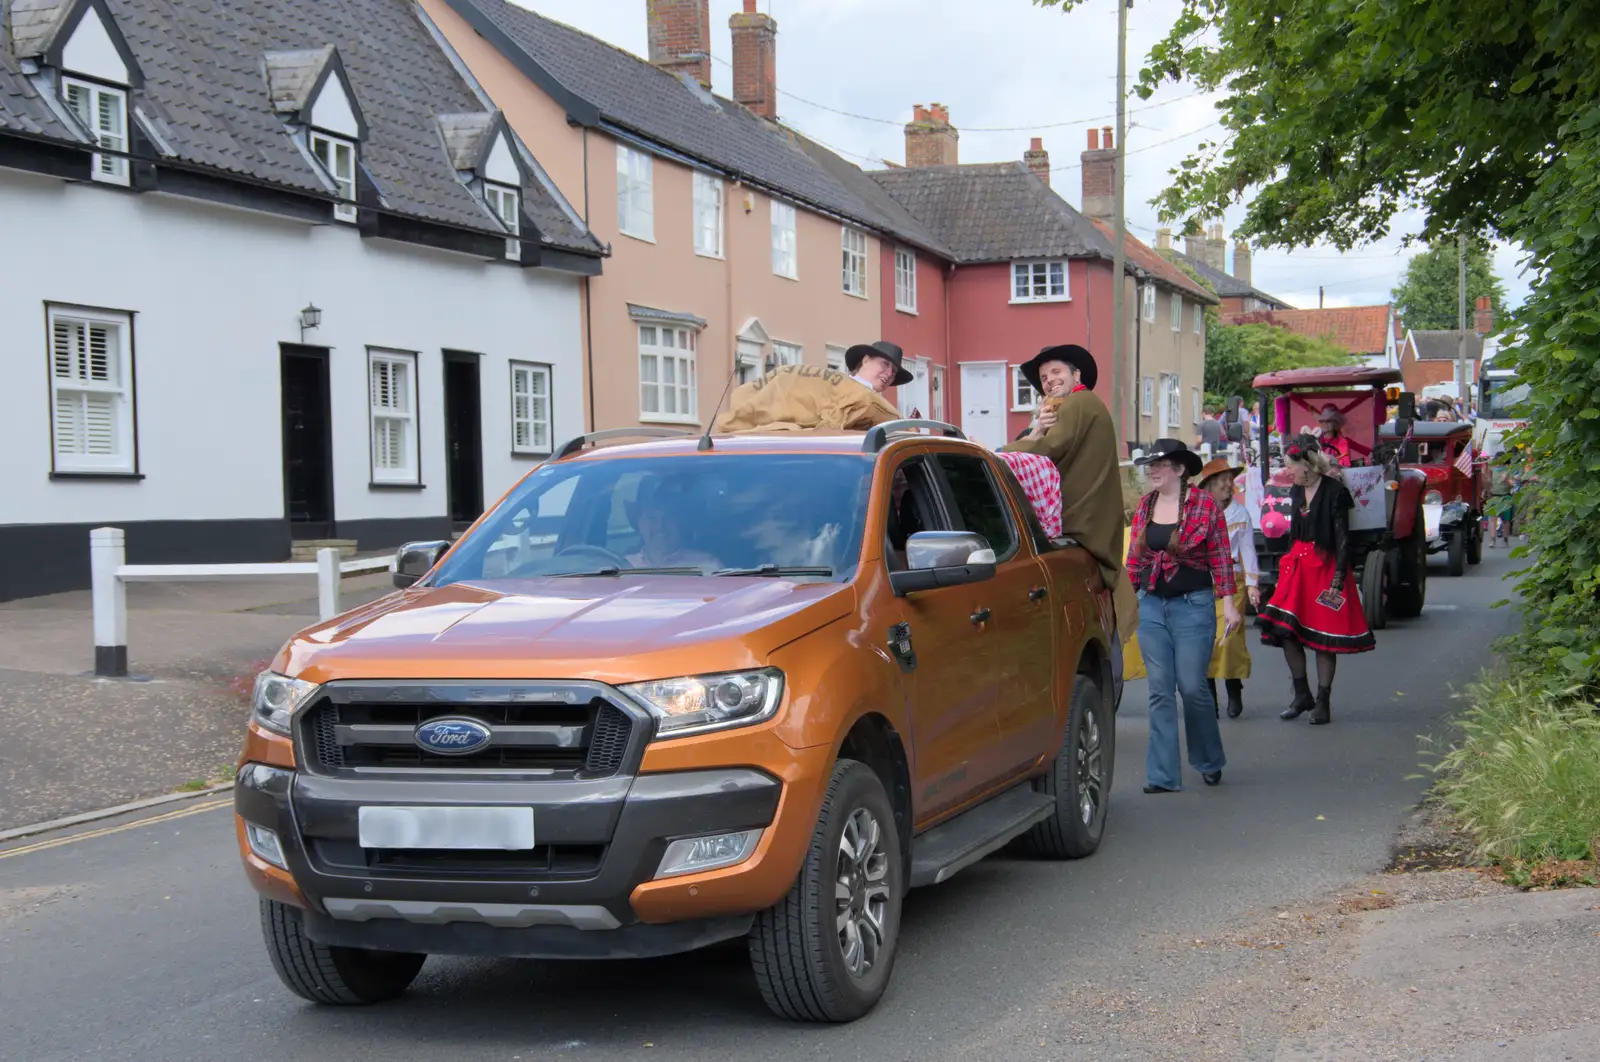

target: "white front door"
[736,339,762,384]
[1159,373,1177,439]
[931,364,946,422]
[960,363,1007,448]
[898,356,931,419]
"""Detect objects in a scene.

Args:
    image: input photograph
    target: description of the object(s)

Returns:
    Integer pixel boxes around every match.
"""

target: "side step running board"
[908,783,1054,888]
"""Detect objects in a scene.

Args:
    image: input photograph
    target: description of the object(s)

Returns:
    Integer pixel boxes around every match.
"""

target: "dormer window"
[436,110,525,262]
[62,77,128,185]
[310,132,357,223]
[485,182,520,260]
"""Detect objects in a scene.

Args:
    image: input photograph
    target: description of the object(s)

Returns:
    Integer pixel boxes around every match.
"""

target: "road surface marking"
[0,798,231,861]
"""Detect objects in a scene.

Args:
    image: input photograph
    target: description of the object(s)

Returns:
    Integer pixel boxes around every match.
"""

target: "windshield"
[1481,373,1530,420]
[431,453,873,586]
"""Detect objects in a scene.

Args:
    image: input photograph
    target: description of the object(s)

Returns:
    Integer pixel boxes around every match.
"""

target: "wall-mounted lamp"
[299,302,321,340]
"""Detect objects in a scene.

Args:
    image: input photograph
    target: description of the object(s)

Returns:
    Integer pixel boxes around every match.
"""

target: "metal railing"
[89,527,394,678]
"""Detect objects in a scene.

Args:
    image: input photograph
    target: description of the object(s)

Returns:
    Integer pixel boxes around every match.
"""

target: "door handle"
[970,607,992,626]
[1028,586,1048,602]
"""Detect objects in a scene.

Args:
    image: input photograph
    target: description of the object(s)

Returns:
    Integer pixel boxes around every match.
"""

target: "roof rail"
[552,427,699,460]
[861,419,966,454]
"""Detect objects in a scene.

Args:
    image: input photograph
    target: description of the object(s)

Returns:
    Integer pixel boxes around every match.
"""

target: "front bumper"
[235,761,781,959]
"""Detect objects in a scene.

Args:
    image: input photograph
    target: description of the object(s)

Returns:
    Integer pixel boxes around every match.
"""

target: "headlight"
[1424,490,1444,506]
[251,672,320,736]
[621,669,784,739]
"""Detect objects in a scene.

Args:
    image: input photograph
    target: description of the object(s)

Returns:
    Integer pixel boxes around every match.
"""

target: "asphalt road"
[0,553,1523,1062]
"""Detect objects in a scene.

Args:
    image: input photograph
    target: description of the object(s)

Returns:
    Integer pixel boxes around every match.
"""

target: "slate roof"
[0,51,66,135]
[263,46,333,115]
[437,111,499,171]
[788,130,952,258]
[1091,221,1216,303]
[1167,247,1289,308]
[6,0,74,59]
[0,0,599,255]
[1221,306,1393,355]
[1409,329,1484,361]
[448,0,932,243]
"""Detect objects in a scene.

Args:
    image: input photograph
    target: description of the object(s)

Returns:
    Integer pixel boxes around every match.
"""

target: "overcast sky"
[513,0,1529,314]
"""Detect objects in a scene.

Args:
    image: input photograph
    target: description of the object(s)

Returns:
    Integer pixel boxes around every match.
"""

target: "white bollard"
[317,547,340,622]
[90,527,128,677]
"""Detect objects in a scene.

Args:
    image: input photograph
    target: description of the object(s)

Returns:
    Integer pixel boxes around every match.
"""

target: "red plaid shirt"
[1125,487,1237,598]
[995,451,1062,537]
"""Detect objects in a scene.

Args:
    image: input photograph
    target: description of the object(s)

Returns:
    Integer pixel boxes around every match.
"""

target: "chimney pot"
[1080,124,1117,222]
[905,102,958,167]
[1101,125,1113,149]
[1155,227,1172,251]
[730,0,778,119]
[1087,128,1099,150]
[1024,137,1051,187]
[1030,136,1043,151]
[1473,295,1494,334]
[647,0,712,88]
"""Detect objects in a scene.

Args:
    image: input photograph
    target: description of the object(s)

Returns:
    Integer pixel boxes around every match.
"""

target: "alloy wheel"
[1075,707,1104,825]
[834,807,891,979]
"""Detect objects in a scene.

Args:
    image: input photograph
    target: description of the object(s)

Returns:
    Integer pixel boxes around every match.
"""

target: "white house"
[0,0,604,600]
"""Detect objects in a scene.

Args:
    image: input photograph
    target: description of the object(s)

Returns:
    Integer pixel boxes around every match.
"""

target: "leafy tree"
[1204,317,1351,403]
[1034,0,1600,682]
[1391,239,1506,331]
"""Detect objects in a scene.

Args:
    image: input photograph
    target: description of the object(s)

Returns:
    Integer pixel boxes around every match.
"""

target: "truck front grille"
[309,839,605,879]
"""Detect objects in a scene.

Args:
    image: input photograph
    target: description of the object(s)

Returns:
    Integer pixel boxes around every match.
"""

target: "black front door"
[280,346,334,540]
[443,353,484,528]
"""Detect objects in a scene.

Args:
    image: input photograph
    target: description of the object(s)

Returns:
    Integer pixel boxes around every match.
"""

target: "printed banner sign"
[1344,465,1387,531]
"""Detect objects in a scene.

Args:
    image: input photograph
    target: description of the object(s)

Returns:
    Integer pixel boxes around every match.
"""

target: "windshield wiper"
[712,564,835,578]
[554,566,706,577]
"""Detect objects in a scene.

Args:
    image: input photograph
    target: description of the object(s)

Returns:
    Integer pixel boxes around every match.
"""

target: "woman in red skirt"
[1260,434,1375,724]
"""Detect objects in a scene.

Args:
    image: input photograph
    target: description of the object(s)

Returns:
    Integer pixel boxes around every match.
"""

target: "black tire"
[1389,528,1427,618]
[749,759,902,1022]
[1361,548,1388,630]
[260,898,425,1005]
[1466,521,1483,565]
[1022,674,1111,859]
[1446,529,1466,576]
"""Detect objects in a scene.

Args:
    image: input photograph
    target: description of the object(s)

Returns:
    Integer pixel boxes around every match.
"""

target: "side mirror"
[891,531,997,596]
[393,540,450,589]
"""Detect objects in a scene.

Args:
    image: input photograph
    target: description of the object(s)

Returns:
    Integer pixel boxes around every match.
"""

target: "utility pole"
[1110,0,1130,451]
[1457,232,1469,407]
[1318,285,1324,309]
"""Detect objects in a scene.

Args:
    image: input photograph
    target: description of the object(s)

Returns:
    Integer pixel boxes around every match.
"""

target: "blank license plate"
[358,806,535,850]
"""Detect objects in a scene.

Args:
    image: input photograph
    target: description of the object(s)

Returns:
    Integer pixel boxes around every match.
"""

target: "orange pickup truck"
[235,421,1120,1021]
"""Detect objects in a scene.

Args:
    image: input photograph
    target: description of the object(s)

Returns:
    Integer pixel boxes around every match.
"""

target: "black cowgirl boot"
[1309,686,1333,725]
[1280,678,1314,720]
[1225,679,1245,719]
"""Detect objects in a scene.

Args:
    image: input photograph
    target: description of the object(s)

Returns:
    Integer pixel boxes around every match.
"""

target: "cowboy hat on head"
[1020,344,1097,394]
[1197,457,1245,488]
[1135,438,1204,478]
[844,340,914,386]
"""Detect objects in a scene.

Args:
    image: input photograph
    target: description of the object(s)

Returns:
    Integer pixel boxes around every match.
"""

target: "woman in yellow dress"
[1124,459,1260,718]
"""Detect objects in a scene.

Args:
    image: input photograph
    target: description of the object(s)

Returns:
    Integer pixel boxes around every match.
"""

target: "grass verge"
[1424,677,1600,870]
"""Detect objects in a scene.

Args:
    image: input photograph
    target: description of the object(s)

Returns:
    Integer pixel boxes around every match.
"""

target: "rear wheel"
[749,759,902,1022]
[1022,674,1112,859]
[1361,548,1389,630]
[1389,523,1428,618]
[1466,520,1483,565]
[1446,529,1466,576]
[260,899,425,1005]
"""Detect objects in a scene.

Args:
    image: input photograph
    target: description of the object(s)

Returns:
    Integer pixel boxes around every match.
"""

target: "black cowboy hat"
[1020,344,1098,394]
[844,340,915,387]
[1135,438,1204,478]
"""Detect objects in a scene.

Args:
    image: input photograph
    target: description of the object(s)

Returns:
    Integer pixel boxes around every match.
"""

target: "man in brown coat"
[1002,344,1138,645]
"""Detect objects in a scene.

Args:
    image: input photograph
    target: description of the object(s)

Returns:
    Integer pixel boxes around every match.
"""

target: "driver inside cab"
[625,477,721,570]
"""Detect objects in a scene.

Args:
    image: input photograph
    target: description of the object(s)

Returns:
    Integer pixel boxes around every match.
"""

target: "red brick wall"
[879,245,951,417]
[647,0,710,86]
[730,4,777,118]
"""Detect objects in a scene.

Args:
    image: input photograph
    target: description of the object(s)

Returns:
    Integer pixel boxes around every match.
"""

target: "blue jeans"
[1139,589,1226,790]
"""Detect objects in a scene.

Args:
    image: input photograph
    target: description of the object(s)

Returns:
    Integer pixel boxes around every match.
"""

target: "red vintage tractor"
[1249,366,1430,630]
[1379,419,1487,576]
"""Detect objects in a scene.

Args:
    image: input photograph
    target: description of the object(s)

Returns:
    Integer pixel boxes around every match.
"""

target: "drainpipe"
[1133,278,1142,450]
[581,128,595,430]
[943,259,953,423]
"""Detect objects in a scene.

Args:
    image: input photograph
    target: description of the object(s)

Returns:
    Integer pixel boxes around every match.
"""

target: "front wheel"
[749,759,902,1022]
[260,899,425,1004]
[1446,529,1466,576]
[1466,520,1483,565]
[1361,548,1389,630]
[1022,674,1112,858]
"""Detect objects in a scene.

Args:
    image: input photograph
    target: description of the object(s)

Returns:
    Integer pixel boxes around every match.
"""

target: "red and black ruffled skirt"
[1260,540,1376,654]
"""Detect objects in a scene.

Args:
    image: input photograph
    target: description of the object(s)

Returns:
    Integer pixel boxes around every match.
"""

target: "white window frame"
[1192,387,1202,427]
[638,324,698,425]
[310,131,358,223]
[1171,293,1183,331]
[771,200,797,279]
[510,361,552,456]
[46,304,136,474]
[62,77,129,186]
[825,344,848,372]
[1142,282,1156,322]
[1011,366,1039,412]
[692,171,723,259]
[894,247,918,313]
[771,340,803,368]
[485,181,520,260]
[1010,260,1069,304]
[1141,375,1155,418]
[616,143,655,242]
[842,227,868,298]
[1193,302,1204,334]
[1164,373,1182,427]
[368,348,419,485]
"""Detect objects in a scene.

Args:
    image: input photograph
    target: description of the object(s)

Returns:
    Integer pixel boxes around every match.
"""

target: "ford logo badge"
[414,717,493,756]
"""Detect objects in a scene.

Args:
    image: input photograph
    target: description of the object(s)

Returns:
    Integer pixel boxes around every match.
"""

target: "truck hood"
[277,576,856,684]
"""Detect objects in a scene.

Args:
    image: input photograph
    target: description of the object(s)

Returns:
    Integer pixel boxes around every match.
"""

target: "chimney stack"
[647,0,711,88]
[1232,239,1252,287]
[1184,226,1206,262]
[730,0,777,119]
[1473,295,1494,335]
[1080,126,1116,222]
[1206,222,1227,272]
[1155,227,1173,252]
[1023,136,1050,186]
[904,103,958,167]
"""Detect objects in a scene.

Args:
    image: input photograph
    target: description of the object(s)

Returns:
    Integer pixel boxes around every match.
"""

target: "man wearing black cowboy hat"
[1003,343,1138,645]
[844,341,914,395]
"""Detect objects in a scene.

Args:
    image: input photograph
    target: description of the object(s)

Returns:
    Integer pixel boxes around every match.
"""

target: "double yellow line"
[0,798,231,861]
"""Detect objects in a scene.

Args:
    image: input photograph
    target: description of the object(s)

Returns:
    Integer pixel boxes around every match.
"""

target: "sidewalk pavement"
[0,571,393,830]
